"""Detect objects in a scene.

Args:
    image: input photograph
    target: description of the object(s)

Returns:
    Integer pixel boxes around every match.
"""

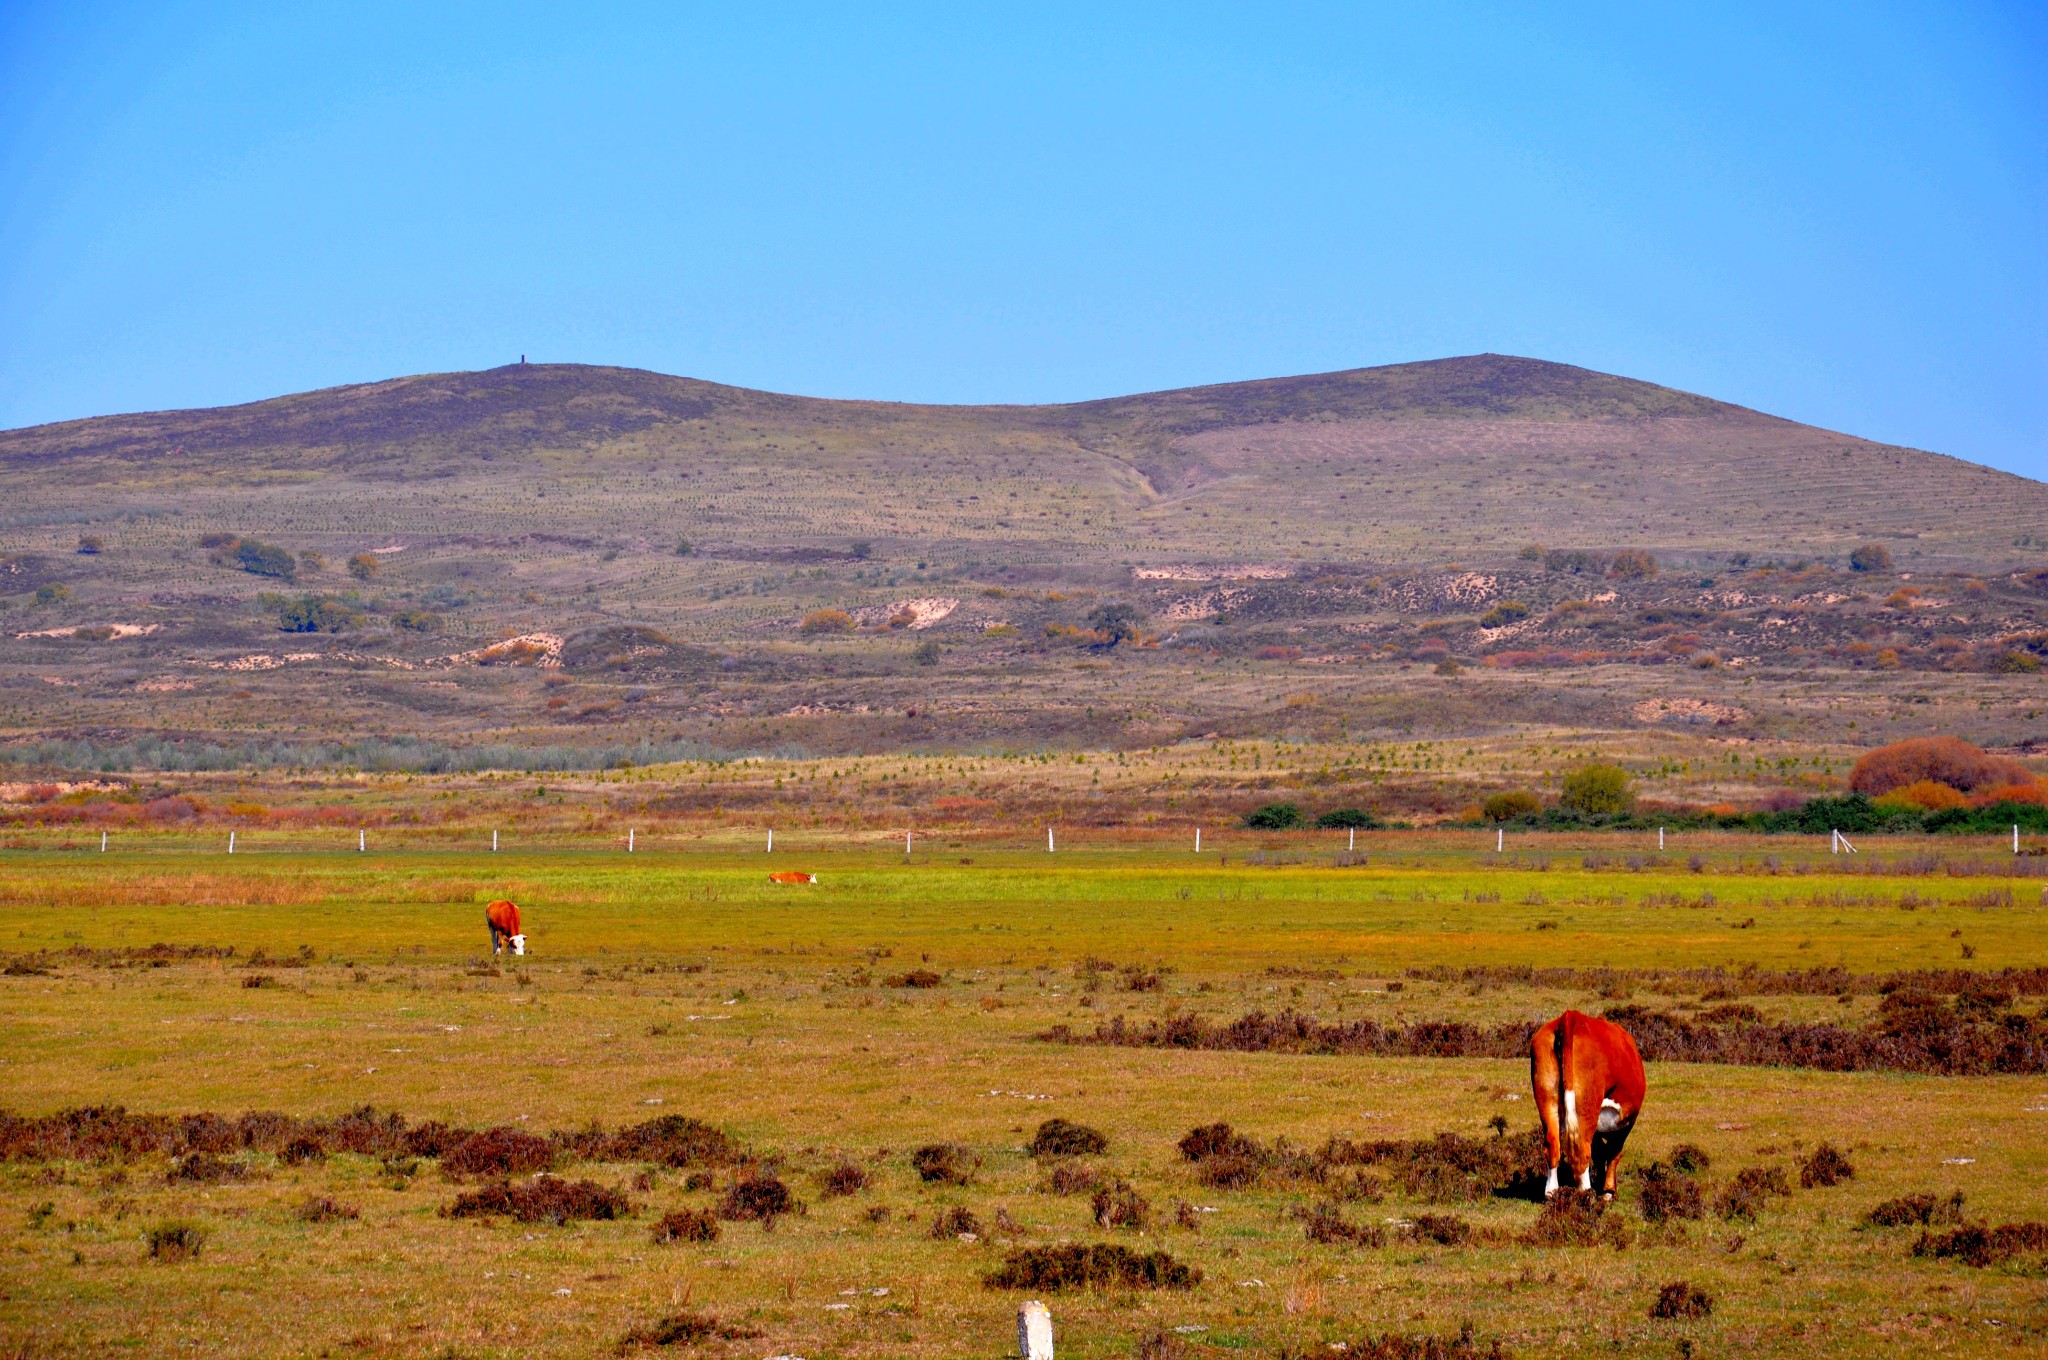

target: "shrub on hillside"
[1849,542,1892,572]
[346,553,381,580]
[1243,802,1305,829]
[1559,764,1633,816]
[1478,601,1529,628]
[1481,790,1543,822]
[1088,602,1144,647]
[1315,807,1379,829]
[1607,549,1657,580]
[801,609,855,635]
[229,539,296,580]
[1848,736,2036,797]
[276,594,362,633]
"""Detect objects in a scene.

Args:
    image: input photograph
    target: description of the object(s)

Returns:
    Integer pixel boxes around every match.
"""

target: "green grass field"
[3,838,2045,1358]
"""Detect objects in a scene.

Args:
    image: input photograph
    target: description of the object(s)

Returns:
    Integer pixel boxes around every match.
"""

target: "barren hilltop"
[2,354,2044,764]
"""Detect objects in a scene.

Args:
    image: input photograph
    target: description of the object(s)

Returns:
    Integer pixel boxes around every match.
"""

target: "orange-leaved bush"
[1872,780,1970,812]
[1847,737,2036,798]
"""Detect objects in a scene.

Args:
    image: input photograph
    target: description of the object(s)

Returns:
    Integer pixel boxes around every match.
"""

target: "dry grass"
[1,843,2045,1357]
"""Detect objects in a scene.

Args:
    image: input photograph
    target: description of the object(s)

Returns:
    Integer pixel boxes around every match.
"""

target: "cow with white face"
[485,899,525,956]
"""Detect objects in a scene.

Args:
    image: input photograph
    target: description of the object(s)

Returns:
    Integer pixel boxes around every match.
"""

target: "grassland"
[4,836,2046,1358]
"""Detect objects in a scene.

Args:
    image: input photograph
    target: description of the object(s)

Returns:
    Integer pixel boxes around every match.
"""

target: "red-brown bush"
[1849,737,2036,797]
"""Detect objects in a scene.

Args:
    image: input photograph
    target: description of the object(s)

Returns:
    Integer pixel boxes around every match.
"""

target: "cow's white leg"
[1577,1167,1592,1192]
[1543,1166,1559,1198]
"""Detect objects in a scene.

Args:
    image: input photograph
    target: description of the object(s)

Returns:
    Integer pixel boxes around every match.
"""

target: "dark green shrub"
[1315,807,1379,829]
[1559,764,1633,816]
[1244,802,1305,829]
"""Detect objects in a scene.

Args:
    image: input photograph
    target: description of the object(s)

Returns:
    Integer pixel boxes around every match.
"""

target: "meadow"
[3,832,2045,1359]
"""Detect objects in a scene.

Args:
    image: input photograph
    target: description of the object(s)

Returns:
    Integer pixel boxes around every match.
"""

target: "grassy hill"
[2,354,2044,764]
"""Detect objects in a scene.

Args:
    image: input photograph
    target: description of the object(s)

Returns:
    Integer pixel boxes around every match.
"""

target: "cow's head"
[510,934,526,957]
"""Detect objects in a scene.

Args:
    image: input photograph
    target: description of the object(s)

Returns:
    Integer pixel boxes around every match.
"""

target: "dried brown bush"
[1716,1166,1792,1221]
[1635,1162,1704,1222]
[441,1127,553,1179]
[911,1143,975,1185]
[145,1221,205,1260]
[1408,1213,1473,1246]
[294,1196,358,1223]
[1799,1142,1855,1189]
[1302,1201,1385,1246]
[1865,1191,1965,1227]
[887,969,943,988]
[166,1152,257,1184]
[929,1205,982,1238]
[1091,1181,1151,1230]
[651,1208,718,1243]
[595,1115,741,1168]
[1523,1189,1630,1247]
[1028,1118,1108,1158]
[617,1311,761,1351]
[1302,1325,1508,1360]
[1650,1281,1713,1319]
[1912,1221,2048,1267]
[1045,1160,1099,1195]
[982,1243,1200,1290]
[717,1171,797,1224]
[817,1160,869,1197]
[444,1176,631,1225]
[1667,1143,1711,1174]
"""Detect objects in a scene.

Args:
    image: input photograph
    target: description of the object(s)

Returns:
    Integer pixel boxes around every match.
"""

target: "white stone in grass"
[1018,1300,1054,1359]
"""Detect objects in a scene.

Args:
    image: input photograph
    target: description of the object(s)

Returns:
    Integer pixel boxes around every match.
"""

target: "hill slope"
[2,354,2044,762]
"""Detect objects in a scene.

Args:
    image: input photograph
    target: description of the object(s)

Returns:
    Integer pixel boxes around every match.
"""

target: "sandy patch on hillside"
[1632,697,1748,727]
[203,652,322,672]
[1162,592,1219,622]
[0,780,123,802]
[887,598,958,630]
[15,623,160,639]
[440,632,564,668]
[137,678,197,692]
[1135,564,1291,581]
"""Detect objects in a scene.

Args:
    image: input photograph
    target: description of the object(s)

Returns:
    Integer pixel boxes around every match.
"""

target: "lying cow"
[767,871,818,885]
[1529,1009,1645,1199]
[485,899,526,956]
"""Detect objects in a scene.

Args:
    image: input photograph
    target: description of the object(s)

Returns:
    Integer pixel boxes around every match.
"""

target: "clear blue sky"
[2,3,2042,476]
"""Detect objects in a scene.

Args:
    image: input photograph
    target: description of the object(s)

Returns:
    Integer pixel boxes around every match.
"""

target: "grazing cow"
[767,871,818,885]
[485,899,525,956]
[1529,1009,1645,1199]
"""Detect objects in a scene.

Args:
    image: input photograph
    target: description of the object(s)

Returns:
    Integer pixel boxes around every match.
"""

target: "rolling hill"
[2,354,2044,763]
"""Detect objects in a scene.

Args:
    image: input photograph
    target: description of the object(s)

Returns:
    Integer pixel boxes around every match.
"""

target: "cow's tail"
[1554,1018,1575,1139]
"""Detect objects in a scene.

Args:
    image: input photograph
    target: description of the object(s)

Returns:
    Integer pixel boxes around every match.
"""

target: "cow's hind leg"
[1529,1021,1564,1198]
[1594,1109,1634,1199]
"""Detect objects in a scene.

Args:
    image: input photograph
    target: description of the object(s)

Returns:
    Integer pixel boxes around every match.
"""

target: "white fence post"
[1496,826,1503,853]
[1348,826,1356,852]
[100,831,107,853]
[628,828,635,853]
[492,829,498,853]
[905,830,912,855]
[359,829,366,853]
[1195,827,1201,853]
[1658,827,1665,850]
[1047,827,1055,853]
[767,828,774,852]
[228,831,235,855]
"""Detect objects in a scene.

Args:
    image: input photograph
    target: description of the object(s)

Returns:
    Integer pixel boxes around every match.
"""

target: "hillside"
[2,354,2045,764]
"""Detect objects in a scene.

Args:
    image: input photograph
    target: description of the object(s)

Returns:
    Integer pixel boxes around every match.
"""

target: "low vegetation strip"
[1402,964,2048,999]
[0,1105,743,1167]
[982,1243,1200,1291]
[1045,996,2048,1075]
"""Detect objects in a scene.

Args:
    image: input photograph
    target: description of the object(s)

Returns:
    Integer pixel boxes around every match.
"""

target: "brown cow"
[484,899,525,956]
[767,871,818,885]
[1529,1009,1645,1199]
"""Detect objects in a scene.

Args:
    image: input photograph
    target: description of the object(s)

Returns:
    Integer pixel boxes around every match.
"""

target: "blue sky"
[1,3,2042,476]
